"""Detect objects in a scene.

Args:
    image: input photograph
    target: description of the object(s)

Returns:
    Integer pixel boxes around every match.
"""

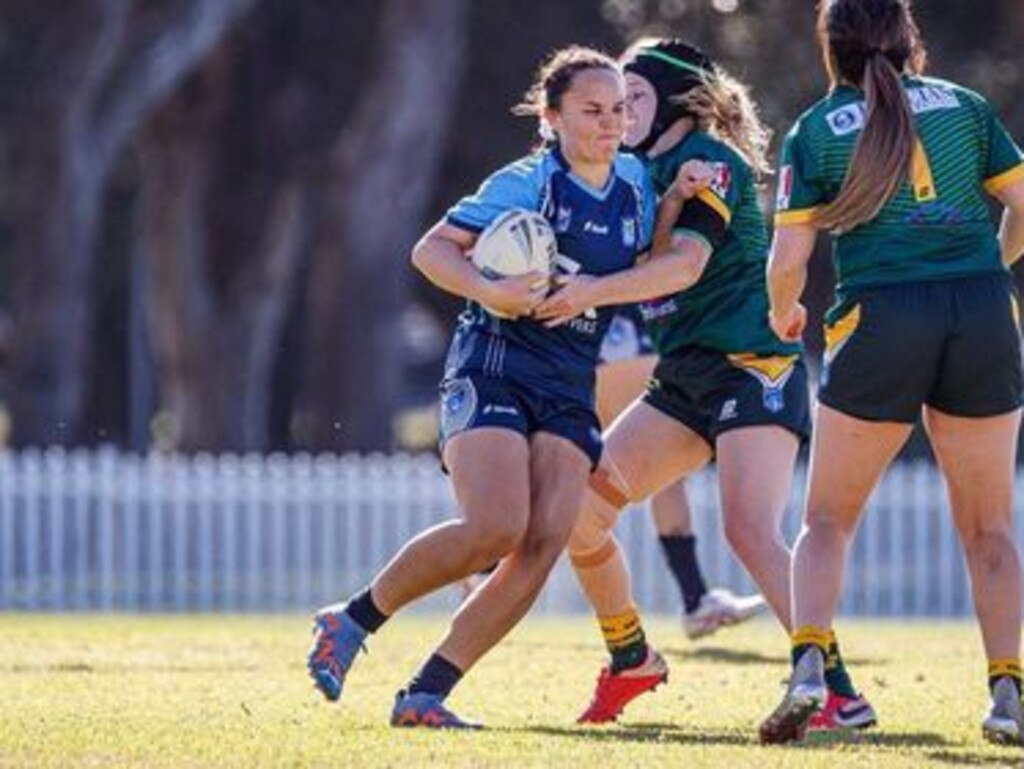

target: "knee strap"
[569,537,618,570]
[590,466,630,510]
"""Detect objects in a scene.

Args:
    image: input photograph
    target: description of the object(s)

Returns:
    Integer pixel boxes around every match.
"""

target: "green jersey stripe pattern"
[644,132,799,358]
[776,76,1024,298]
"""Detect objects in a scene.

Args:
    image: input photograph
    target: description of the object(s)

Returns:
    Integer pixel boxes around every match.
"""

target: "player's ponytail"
[681,69,772,178]
[814,0,927,232]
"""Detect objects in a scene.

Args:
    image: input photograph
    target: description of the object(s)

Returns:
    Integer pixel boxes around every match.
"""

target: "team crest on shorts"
[440,377,478,436]
[727,353,799,415]
[763,388,785,413]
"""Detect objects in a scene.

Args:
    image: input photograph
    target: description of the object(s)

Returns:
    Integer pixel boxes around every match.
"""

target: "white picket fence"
[0,448,1009,616]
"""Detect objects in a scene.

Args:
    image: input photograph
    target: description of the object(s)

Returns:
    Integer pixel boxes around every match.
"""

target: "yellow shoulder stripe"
[774,207,821,227]
[984,162,1024,194]
[695,188,732,225]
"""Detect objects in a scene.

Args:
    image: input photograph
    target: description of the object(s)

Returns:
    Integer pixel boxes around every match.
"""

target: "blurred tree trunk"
[137,53,311,451]
[5,0,256,447]
[299,0,470,452]
[135,1,381,452]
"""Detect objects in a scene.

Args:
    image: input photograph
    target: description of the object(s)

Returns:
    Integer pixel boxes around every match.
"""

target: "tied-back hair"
[679,69,772,178]
[815,0,928,232]
[512,46,620,145]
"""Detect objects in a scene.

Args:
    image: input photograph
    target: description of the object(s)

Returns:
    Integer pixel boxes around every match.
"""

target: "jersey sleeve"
[670,156,742,253]
[774,122,827,227]
[638,166,658,250]
[446,158,543,233]
[981,102,1024,195]
[613,152,658,253]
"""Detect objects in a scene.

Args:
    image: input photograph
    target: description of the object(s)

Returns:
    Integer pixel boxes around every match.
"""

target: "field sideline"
[0,614,1018,767]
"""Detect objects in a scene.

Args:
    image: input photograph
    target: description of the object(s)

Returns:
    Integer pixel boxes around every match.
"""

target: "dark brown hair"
[513,46,620,142]
[815,0,928,232]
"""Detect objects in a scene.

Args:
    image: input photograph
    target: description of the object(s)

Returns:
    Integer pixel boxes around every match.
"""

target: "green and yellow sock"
[988,658,1022,697]
[599,607,648,673]
[824,629,858,698]
[791,625,831,669]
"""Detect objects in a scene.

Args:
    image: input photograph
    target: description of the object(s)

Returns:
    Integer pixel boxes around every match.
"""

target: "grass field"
[0,614,1021,768]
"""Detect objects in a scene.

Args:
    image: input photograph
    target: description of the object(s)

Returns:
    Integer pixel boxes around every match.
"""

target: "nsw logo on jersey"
[708,162,732,198]
[621,217,637,248]
[555,205,573,233]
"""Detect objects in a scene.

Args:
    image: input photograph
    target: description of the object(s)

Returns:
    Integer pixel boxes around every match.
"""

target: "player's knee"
[723,517,759,562]
[468,517,526,564]
[566,503,615,559]
[516,531,566,575]
[722,510,774,559]
[804,511,857,542]
[589,464,632,510]
[960,525,1015,566]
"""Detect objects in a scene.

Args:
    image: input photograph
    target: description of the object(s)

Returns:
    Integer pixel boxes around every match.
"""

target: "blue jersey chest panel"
[444,148,653,399]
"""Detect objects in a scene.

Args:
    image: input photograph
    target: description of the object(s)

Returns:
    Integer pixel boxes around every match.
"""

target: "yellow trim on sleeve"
[774,207,822,227]
[695,188,732,225]
[984,162,1024,194]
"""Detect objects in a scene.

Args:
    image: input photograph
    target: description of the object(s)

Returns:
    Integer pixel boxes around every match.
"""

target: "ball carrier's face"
[545,68,627,168]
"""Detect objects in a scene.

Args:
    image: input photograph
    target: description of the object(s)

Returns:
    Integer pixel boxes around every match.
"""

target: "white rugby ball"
[471,209,556,318]
[473,208,555,274]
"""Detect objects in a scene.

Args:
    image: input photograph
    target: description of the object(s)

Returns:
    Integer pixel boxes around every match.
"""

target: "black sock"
[345,587,389,634]
[659,534,707,614]
[408,653,464,699]
[610,639,649,674]
[824,639,858,698]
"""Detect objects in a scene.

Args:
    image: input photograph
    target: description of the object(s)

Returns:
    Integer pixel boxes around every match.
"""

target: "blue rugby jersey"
[445,145,655,400]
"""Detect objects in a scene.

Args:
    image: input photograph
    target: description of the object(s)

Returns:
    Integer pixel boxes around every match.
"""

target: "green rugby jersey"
[642,132,799,358]
[776,76,1024,296]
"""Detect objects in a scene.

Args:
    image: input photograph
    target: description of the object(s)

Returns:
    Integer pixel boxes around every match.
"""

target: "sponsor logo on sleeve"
[777,165,794,211]
[825,104,866,136]
[708,162,732,198]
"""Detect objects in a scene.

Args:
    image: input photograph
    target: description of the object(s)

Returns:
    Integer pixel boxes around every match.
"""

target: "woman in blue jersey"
[761,0,1024,746]
[304,46,665,729]
[536,38,872,730]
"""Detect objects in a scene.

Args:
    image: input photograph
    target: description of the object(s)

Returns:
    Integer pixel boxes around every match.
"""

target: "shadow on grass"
[660,646,789,666]
[797,729,951,750]
[514,722,752,747]
[514,723,953,751]
[0,662,262,674]
[926,749,1024,766]
[659,645,881,668]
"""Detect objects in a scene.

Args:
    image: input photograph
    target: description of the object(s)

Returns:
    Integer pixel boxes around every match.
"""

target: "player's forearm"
[411,232,490,303]
[653,193,686,255]
[767,247,808,316]
[766,225,817,315]
[999,207,1024,267]
[590,249,705,307]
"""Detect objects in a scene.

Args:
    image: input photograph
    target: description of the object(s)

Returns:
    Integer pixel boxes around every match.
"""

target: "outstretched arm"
[993,178,1024,267]
[766,224,817,342]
